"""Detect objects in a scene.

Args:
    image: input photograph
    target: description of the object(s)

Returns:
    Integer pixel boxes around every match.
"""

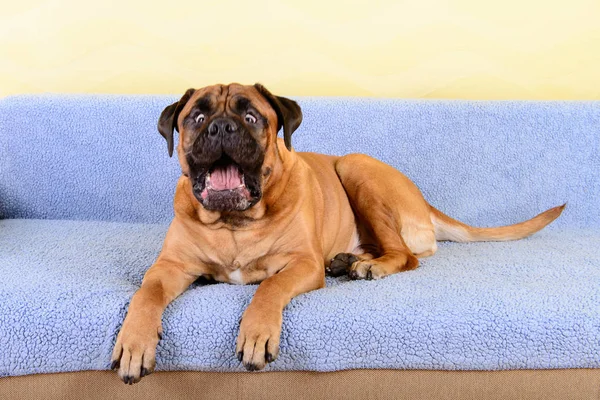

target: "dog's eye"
[195,114,205,123]
[245,113,257,124]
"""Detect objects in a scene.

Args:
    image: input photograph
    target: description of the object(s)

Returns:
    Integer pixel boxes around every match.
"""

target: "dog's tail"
[430,204,566,242]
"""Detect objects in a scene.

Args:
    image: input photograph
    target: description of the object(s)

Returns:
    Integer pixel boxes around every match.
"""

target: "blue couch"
[1,95,599,382]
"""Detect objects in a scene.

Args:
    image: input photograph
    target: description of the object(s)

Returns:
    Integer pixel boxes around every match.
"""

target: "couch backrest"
[1,95,598,228]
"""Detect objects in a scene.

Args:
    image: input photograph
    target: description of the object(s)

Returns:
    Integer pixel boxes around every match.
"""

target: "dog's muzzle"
[187,117,264,212]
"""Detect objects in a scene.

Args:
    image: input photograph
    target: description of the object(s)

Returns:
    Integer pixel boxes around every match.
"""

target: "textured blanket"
[0,95,599,377]
[1,219,599,377]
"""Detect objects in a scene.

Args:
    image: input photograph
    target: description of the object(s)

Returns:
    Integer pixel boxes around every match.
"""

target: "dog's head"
[157,83,302,212]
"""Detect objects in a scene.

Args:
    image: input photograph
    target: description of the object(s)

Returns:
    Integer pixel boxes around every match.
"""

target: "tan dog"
[110,83,564,383]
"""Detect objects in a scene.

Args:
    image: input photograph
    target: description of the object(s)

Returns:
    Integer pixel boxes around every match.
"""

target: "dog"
[110,83,564,383]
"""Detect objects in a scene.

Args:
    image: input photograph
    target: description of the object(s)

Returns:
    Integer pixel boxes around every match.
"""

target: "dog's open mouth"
[205,158,246,193]
[192,155,257,211]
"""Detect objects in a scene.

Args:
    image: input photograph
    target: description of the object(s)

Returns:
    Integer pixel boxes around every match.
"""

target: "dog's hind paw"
[326,253,359,277]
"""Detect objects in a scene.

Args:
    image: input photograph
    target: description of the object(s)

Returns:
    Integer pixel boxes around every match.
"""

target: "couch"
[1,94,599,399]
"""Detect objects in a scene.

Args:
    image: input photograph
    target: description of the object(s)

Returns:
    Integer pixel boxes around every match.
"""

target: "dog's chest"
[211,253,278,285]
[202,231,278,285]
[227,268,246,285]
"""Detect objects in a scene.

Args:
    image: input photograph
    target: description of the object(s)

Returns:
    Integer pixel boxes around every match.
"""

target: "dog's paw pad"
[327,253,360,276]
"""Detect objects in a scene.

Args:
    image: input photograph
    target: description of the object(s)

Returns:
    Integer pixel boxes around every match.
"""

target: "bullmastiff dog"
[111,83,564,383]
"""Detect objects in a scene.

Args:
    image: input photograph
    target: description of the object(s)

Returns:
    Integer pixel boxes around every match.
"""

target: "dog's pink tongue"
[210,164,242,190]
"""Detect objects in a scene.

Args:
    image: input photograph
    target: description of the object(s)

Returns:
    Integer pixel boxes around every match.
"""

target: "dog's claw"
[266,353,274,363]
[110,360,119,370]
[245,363,258,371]
[237,351,244,362]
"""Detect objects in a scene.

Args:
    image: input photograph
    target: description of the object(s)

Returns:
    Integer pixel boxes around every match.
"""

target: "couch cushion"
[1,95,598,228]
[1,219,599,377]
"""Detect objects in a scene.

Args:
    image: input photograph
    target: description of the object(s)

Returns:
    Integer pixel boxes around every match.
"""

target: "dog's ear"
[157,88,195,157]
[254,83,302,151]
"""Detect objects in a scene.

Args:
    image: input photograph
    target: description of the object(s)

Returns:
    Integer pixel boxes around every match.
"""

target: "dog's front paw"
[235,306,282,371]
[110,315,162,384]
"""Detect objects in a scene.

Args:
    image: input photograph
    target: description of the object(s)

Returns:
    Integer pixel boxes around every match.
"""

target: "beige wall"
[1,0,599,99]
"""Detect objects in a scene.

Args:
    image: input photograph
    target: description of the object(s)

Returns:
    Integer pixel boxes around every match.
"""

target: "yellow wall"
[1,0,599,99]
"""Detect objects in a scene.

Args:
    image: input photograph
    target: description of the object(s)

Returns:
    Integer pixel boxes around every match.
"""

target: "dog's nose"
[208,118,238,137]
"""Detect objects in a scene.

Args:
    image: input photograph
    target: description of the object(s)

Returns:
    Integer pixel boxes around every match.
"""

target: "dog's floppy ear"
[254,83,302,151]
[157,88,195,157]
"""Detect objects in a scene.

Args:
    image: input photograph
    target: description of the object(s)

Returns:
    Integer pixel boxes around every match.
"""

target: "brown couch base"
[1,369,599,400]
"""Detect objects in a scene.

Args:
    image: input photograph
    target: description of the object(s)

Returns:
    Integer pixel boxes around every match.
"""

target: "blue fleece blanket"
[0,95,599,377]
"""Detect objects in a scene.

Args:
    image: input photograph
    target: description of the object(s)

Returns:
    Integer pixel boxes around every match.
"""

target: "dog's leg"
[236,254,324,371]
[111,259,197,384]
[348,219,420,280]
[334,154,437,280]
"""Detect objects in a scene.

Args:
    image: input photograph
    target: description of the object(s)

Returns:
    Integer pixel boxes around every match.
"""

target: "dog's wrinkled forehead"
[157,82,302,156]
[179,84,277,125]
